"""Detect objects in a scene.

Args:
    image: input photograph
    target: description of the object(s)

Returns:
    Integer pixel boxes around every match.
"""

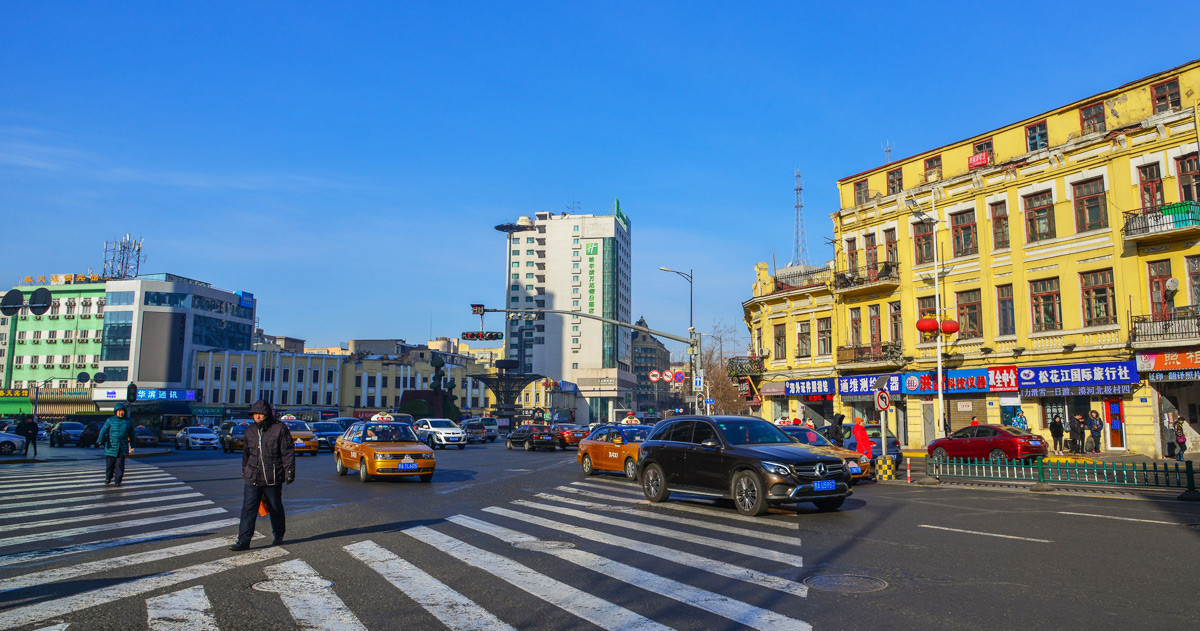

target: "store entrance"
[1105,398,1125,449]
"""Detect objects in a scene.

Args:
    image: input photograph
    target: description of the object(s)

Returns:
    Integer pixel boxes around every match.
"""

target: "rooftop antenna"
[101,234,146,280]
[883,138,894,163]
[791,169,810,267]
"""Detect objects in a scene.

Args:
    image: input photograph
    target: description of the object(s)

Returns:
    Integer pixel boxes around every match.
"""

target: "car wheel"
[731,470,768,517]
[525,440,533,451]
[624,458,637,480]
[335,454,346,476]
[0,442,14,455]
[989,449,1007,463]
[506,440,513,450]
[931,447,948,461]
[419,473,433,483]
[642,464,669,502]
[426,437,435,449]
[186,441,192,450]
[813,497,845,512]
[359,459,371,483]
[581,455,595,476]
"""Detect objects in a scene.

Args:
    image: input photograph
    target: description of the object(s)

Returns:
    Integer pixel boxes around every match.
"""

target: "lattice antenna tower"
[791,169,810,267]
[102,234,146,280]
[883,138,894,163]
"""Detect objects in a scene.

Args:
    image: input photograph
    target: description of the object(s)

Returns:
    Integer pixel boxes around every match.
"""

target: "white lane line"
[1057,511,1181,525]
[0,481,185,503]
[452,515,811,631]
[569,480,645,496]
[404,525,672,631]
[479,508,807,597]
[0,473,173,493]
[918,525,1051,543]
[533,493,799,547]
[345,540,518,631]
[514,500,805,566]
[0,486,188,511]
[0,508,228,549]
[146,585,220,631]
[0,547,288,629]
[32,624,69,631]
[0,468,160,484]
[1,492,204,519]
[557,485,797,529]
[261,559,367,631]
[0,518,240,569]
[0,535,253,594]
[3,500,214,532]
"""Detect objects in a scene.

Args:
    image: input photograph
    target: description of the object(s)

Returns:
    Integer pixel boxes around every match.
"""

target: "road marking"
[345,540,518,631]
[478,508,808,597]
[3,500,214,532]
[32,624,69,631]
[514,500,805,565]
[0,492,204,519]
[259,559,367,631]
[918,525,1051,543]
[0,547,288,629]
[146,585,219,631]
[0,477,178,499]
[452,515,811,631]
[0,486,191,511]
[0,467,159,483]
[0,481,186,504]
[533,493,800,546]
[0,508,228,548]
[0,518,240,569]
[569,480,644,497]
[403,525,672,631]
[1056,511,1181,525]
[557,484,797,529]
[0,535,249,594]
[0,472,171,492]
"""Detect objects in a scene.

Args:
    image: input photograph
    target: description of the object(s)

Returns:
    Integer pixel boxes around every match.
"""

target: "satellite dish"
[0,289,22,316]
[93,372,107,384]
[1165,277,1180,292]
[76,372,91,384]
[28,288,52,315]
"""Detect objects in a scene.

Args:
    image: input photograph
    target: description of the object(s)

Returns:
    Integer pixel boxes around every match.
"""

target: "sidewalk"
[901,447,1198,467]
[0,443,174,465]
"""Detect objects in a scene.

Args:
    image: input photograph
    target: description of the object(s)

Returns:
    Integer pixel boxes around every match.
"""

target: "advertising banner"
[838,374,901,395]
[785,378,834,396]
[1016,361,1138,388]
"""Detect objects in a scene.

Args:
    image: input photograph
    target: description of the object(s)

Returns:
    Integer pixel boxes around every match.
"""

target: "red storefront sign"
[987,366,1018,392]
[968,151,991,169]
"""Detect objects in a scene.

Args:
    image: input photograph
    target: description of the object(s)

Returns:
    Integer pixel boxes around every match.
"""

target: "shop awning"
[0,399,31,415]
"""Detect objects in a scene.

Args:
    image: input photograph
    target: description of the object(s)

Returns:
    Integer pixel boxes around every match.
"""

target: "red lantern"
[915,318,939,334]
[940,320,960,335]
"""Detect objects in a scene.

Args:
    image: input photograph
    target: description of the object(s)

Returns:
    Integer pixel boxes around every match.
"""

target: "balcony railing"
[1122,201,1200,239]
[774,267,831,291]
[836,342,904,365]
[1131,305,1200,345]
[727,356,765,378]
[831,261,901,293]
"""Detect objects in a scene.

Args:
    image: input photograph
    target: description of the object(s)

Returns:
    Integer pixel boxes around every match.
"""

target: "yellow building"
[338,350,491,419]
[743,58,1200,457]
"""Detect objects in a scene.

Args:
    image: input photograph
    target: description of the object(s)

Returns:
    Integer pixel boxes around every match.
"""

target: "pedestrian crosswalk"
[0,469,817,630]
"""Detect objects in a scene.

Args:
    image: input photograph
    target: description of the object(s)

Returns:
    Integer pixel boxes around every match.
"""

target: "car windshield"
[428,420,458,429]
[232,426,247,436]
[189,427,215,435]
[782,427,832,446]
[60,423,85,430]
[618,427,650,443]
[556,425,581,431]
[312,423,342,432]
[715,419,792,445]
[283,421,310,432]
[363,423,418,443]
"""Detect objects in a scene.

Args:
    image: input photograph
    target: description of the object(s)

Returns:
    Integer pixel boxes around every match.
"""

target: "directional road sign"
[703,398,715,406]
[874,389,891,412]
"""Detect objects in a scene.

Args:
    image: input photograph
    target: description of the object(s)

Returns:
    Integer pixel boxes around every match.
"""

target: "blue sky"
[3,2,1199,356]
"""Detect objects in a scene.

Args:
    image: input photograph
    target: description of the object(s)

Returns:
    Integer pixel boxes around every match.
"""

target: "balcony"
[727,356,765,378]
[1130,305,1200,349]
[773,267,831,293]
[1122,201,1200,243]
[836,342,905,368]
[831,262,901,295]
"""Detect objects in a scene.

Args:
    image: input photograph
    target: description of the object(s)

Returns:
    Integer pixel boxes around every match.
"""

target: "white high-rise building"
[504,206,635,423]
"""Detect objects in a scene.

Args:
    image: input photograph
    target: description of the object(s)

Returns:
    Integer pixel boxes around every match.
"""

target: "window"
[918,296,937,320]
[1072,178,1107,232]
[997,285,1015,336]
[989,200,1009,249]
[354,375,362,388]
[973,138,994,162]
[1179,153,1200,202]
[197,365,206,380]
[327,369,334,384]
[796,322,811,357]
[1080,102,1106,134]
[956,289,982,338]
[1188,257,1200,305]
[849,308,862,346]
[914,220,934,264]
[213,365,222,380]
[211,389,220,404]
[325,392,333,406]
[526,237,535,243]
[230,367,238,382]
[1081,269,1116,327]
[884,229,898,263]
[773,324,786,359]
[864,233,877,270]
[816,318,832,355]
[1026,121,1048,152]
[846,238,858,270]
[853,180,869,205]
[1152,79,1180,112]
[868,305,881,344]
[889,301,902,342]
[924,156,942,181]
[1024,191,1055,242]
[886,169,902,195]
[951,210,977,257]
[367,375,376,387]
[1031,278,1062,332]
[1149,260,1174,319]
[366,396,375,408]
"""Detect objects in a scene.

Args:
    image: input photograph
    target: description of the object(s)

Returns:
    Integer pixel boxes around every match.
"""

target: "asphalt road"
[1,441,1197,630]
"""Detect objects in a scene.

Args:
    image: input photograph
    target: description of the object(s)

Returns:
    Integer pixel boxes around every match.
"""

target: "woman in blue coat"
[98,403,136,485]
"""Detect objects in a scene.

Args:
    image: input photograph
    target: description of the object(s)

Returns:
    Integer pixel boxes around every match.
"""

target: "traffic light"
[471,304,485,315]
[461,332,503,341]
[126,383,138,403]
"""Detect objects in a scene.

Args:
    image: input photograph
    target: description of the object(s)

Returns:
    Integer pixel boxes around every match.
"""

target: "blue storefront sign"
[785,378,834,396]
[1016,361,1138,388]
[137,388,196,402]
[236,291,254,309]
[838,374,902,395]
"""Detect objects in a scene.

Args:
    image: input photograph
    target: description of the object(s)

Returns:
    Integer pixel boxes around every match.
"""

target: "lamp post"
[906,196,947,439]
[495,219,536,363]
[660,266,699,414]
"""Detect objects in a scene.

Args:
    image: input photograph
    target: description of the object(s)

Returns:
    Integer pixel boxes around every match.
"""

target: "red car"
[927,424,1049,462]
[551,424,588,449]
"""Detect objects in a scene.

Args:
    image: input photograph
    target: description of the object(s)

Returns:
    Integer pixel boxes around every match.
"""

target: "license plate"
[574,433,583,437]
[398,463,418,470]
[294,441,304,447]
[540,435,551,440]
[1030,440,1042,445]
[447,437,458,442]
[813,480,836,491]
[849,465,862,474]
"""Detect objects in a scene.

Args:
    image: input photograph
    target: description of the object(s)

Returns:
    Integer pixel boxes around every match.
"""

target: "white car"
[414,418,467,450]
[0,432,27,455]
[175,426,220,450]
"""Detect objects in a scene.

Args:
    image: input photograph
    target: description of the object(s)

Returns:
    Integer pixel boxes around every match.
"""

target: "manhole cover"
[252,576,333,593]
[512,540,576,551]
[802,574,888,593]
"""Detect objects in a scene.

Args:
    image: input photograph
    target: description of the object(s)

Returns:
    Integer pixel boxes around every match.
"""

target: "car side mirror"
[612,438,624,445]
[700,439,721,449]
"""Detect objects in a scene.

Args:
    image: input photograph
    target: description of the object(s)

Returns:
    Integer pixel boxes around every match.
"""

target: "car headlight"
[859,455,869,464]
[761,461,791,476]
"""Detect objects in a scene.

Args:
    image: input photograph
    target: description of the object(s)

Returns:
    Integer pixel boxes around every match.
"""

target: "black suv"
[637,415,852,516]
[506,424,558,451]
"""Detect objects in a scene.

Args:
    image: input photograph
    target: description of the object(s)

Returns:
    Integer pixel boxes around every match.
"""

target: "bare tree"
[700,320,751,416]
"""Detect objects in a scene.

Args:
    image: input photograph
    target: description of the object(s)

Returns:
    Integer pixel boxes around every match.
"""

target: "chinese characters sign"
[838,374,901,395]
[585,242,599,315]
[0,389,30,398]
[136,389,196,402]
[901,366,1017,394]
[1136,350,1200,377]
[785,378,834,396]
[1016,362,1137,388]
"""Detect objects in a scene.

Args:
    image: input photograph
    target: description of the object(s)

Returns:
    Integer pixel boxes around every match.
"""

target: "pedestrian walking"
[1069,413,1086,455]
[829,413,846,447]
[97,403,135,485]
[1013,410,1029,432]
[1048,414,1065,455]
[1173,418,1188,462]
[969,416,980,426]
[14,418,38,457]
[852,417,873,461]
[230,400,295,552]
[1087,410,1104,454]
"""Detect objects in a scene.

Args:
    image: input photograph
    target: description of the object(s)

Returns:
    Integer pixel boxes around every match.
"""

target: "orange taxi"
[578,424,654,480]
[280,419,320,456]
[777,424,872,484]
[334,421,435,483]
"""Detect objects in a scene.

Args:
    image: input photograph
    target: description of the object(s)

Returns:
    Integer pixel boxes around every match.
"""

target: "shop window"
[1152,78,1180,112]
[886,168,902,195]
[817,318,832,355]
[951,210,977,257]
[1026,121,1048,152]
[1024,190,1055,242]
[991,200,1009,249]
[1030,278,1062,332]
[956,289,982,338]
[1072,178,1107,232]
[1079,102,1106,134]
[1081,269,1116,327]
[997,285,1015,336]
[914,221,934,264]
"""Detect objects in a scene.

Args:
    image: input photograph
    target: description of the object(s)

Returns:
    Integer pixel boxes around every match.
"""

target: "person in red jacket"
[852,418,873,460]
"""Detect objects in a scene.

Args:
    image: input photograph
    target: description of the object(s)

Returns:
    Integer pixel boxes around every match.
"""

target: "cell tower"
[791,169,810,267]
[102,234,146,280]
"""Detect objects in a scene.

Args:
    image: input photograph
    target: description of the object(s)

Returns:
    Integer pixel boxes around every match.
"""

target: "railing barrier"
[923,455,1198,501]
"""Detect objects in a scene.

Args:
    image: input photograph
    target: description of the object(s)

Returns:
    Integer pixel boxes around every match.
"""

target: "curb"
[882,478,1190,501]
[128,450,173,459]
[0,459,44,466]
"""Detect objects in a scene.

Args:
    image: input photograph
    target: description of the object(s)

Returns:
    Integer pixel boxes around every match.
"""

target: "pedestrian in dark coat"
[98,404,135,485]
[1087,410,1104,454]
[829,414,846,448]
[14,418,38,457]
[1048,414,1065,455]
[230,400,295,551]
[1068,413,1086,455]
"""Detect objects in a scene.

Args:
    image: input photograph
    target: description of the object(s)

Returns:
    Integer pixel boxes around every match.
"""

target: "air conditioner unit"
[80,314,91,319]
[34,315,42,320]
[74,363,85,368]
[46,339,56,344]
[19,316,27,320]
[91,363,99,368]
[16,340,25,345]
[31,339,39,344]
[64,314,75,319]
[48,315,59,320]
[59,363,70,368]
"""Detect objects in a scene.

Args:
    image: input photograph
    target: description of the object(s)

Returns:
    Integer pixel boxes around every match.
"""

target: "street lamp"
[906,196,948,439]
[495,218,536,360]
[660,266,699,414]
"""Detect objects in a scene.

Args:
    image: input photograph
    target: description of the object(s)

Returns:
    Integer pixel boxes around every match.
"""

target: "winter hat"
[114,402,128,412]
[249,400,274,417]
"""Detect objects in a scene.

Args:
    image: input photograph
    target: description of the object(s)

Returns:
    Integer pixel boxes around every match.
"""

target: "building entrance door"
[1105,398,1125,449]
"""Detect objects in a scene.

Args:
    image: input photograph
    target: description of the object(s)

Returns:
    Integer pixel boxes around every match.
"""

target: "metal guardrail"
[1122,200,1200,237]
[924,455,1199,500]
[1130,305,1200,343]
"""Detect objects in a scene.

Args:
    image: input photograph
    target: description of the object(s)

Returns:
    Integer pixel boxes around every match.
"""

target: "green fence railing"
[925,456,1199,501]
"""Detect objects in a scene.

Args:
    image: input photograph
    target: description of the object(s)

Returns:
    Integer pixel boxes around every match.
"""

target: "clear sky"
[3,2,1198,357]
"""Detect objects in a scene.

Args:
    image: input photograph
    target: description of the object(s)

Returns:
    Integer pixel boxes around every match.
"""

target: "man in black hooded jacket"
[230,400,295,551]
